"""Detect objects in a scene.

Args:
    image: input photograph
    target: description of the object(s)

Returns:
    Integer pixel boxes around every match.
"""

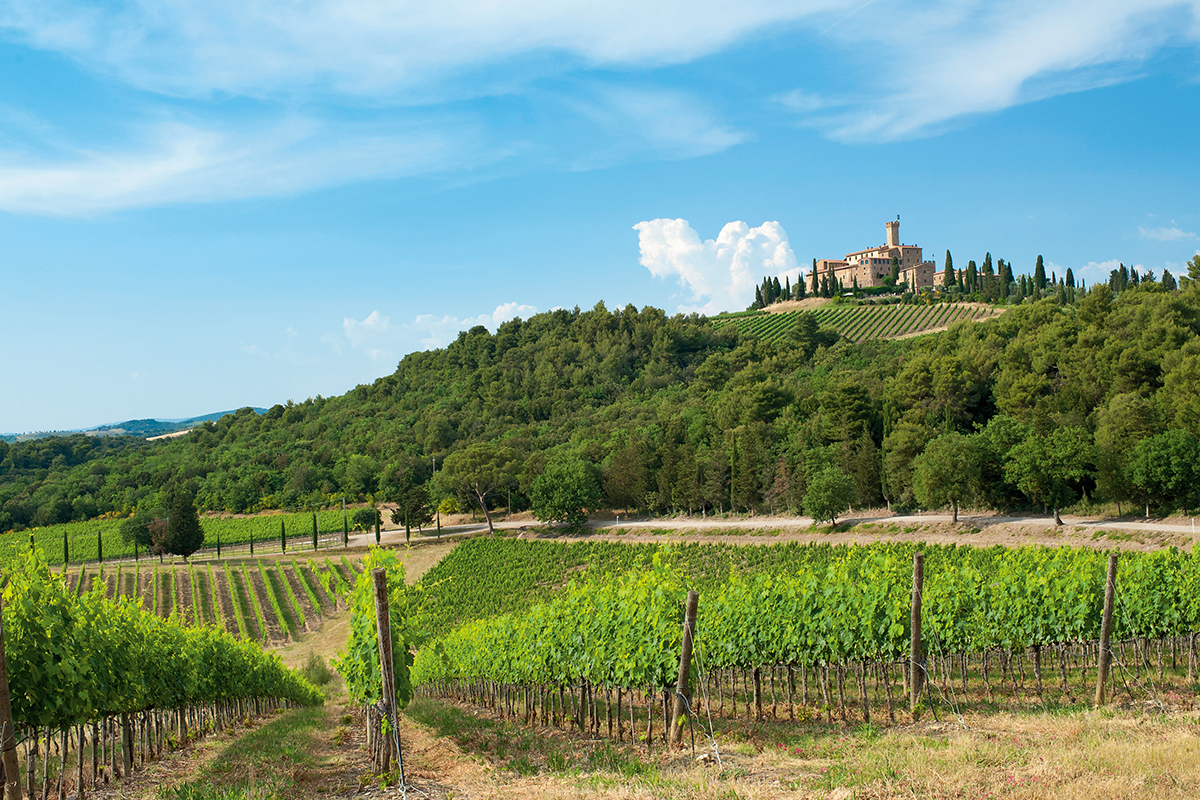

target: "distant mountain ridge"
[1,408,267,443]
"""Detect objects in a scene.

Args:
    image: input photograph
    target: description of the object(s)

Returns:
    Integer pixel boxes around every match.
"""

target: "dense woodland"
[5,258,1200,532]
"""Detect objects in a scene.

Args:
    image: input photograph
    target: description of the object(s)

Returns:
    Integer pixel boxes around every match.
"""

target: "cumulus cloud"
[634,218,800,314]
[408,302,538,349]
[1139,224,1197,241]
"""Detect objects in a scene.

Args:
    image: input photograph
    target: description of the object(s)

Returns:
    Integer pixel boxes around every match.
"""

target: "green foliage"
[912,432,980,517]
[803,465,855,524]
[334,548,428,709]
[2,547,321,730]
[413,538,1200,693]
[300,651,334,686]
[352,507,380,531]
[165,486,205,558]
[9,289,1200,544]
[438,443,519,533]
[1126,429,1200,514]
[1004,426,1097,516]
[528,458,602,525]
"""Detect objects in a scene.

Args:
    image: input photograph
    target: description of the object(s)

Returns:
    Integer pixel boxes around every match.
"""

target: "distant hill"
[1,408,266,443]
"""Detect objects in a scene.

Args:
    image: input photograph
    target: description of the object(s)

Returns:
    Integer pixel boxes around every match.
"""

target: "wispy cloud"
[0,0,832,98]
[1139,224,1197,241]
[2,0,1199,213]
[0,114,487,215]
[782,0,1200,142]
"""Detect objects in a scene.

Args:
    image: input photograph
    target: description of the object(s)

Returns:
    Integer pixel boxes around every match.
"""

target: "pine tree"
[1034,255,1047,291]
[1163,269,1178,291]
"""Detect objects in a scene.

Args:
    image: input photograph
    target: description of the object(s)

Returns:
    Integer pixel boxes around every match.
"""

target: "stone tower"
[885,220,900,248]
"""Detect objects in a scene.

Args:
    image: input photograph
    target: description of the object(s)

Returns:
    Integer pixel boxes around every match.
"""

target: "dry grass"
[398,697,1200,800]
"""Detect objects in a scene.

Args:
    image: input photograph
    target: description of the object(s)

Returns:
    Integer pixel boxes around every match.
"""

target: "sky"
[2,0,1199,433]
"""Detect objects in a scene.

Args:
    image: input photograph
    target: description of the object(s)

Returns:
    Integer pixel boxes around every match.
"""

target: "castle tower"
[885,220,900,248]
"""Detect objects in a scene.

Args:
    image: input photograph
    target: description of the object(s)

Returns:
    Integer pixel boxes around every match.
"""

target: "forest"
[4,259,1200,533]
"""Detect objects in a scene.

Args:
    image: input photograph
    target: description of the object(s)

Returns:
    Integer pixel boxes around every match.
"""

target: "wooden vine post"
[1094,553,1118,706]
[0,592,23,799]
[910,552,924,714]
[372,569,406,788]
[670,591,700,747]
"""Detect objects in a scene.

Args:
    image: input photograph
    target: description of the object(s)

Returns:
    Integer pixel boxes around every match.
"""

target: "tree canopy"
[6,279,1200,534]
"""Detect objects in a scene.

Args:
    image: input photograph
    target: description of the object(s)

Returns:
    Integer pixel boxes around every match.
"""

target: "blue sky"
[2,0,1199,433]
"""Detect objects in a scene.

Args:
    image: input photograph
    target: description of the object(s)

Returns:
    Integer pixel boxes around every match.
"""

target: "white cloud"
[408,302,538,349]
[634,218,799,314]
[782,0,1200,142]
[343,310,392,361]
[566,86,746,168]
[773,89,840,114]
[0,116,484,216]
[1139,224,1197,241]
[0,1,840,98]
[1066,258,1148,286]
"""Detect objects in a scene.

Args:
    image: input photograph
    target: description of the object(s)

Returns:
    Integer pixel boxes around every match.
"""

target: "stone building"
[814,220,939,289]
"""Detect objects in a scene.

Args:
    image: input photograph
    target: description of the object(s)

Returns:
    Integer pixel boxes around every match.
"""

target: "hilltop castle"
[815,220,939,289]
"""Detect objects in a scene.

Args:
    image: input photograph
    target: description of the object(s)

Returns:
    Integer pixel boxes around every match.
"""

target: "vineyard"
[411,538,1200,744]
[709,302,1002,343]
[59,553,362,646]
[0,549,324,799]
[0,508,358,566]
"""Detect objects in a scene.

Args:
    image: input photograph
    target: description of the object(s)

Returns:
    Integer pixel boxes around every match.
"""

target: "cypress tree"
[810,260,819,295]
[1065,267,1075,288]
[795,272,806,300]
[1130,267,1140,286]
[164,486,205,560]
[772,276,782,302]
[1163,269,1178,291]
[890,256,900,283]
[754,285,763,308]
[1034,255,1047,291]
[820,273,829,298]
[982,252,994,277]
[966,260,978,291]
[783,275,791,301]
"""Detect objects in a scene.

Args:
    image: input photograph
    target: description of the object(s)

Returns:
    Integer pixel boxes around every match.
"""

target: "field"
[414,537,1200,734]
[710,301,1002,342]
[61,552,361,645]
[1,508,358,566]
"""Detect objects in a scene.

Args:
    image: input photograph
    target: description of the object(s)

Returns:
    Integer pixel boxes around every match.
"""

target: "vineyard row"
[709,303,999,343]
[412,542,1200,739]
[60,554,362,645]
